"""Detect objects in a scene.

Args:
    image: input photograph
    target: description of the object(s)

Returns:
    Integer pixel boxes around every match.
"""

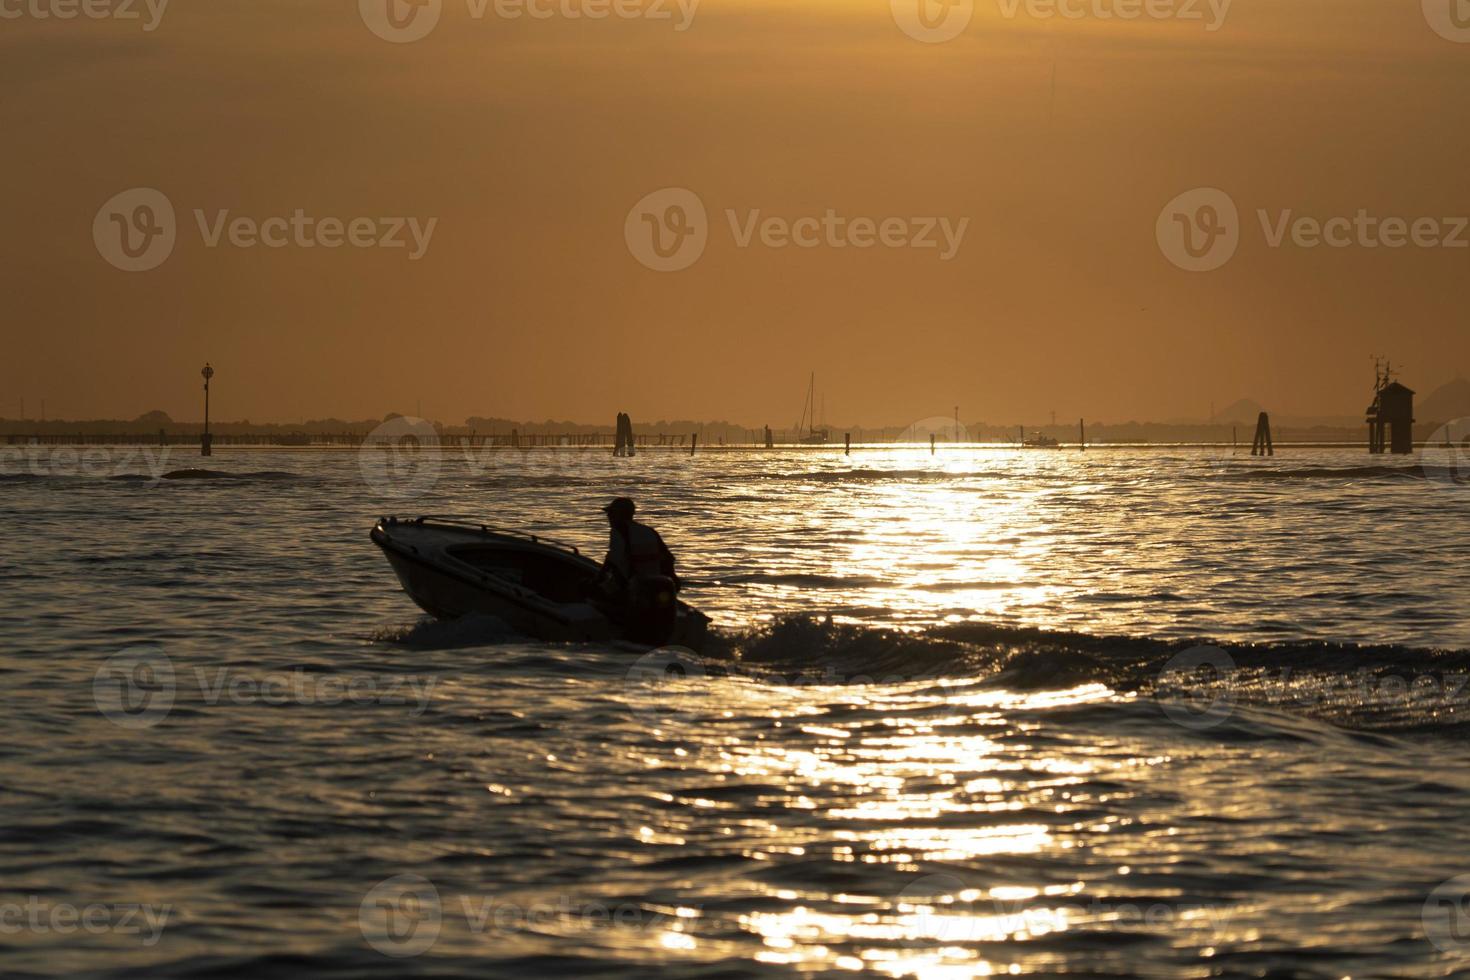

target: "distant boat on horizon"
[795,372,829,445]
[1020,426,1060,449]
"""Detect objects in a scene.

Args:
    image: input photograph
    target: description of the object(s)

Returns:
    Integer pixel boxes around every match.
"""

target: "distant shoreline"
[0,438,1428,452]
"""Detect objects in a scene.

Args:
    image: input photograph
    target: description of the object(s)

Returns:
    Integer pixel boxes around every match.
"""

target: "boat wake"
[710,616,1470,736]
[370,608,1469,735]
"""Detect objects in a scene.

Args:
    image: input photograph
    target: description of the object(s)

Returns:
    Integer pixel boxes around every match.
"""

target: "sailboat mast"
[806,372,815,437]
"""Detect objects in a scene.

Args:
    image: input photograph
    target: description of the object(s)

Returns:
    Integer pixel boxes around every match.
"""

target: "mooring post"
[200,362,214,457]
[690,433,697,456]
[845,433,851,456]
[1079,418,1085,451]
[1251,412,1274,456]
[930,434,936,455]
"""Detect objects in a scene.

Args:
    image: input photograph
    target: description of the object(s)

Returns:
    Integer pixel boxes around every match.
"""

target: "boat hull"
[371,517,709,650]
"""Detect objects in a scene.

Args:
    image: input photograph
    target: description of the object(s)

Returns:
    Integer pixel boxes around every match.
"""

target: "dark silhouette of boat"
[1019,426,1060,448]
[370,516,710,649]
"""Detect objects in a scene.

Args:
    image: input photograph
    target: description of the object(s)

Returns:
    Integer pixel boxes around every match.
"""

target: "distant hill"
[1418,377,1470,423]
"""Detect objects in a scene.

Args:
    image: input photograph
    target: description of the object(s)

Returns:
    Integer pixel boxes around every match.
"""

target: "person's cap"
[603,496,636,518]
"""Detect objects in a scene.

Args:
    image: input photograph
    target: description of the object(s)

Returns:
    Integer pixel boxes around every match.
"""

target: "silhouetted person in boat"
[596,497,679,644]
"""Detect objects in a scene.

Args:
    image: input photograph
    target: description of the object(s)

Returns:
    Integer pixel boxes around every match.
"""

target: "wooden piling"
[690,433,697,456]
[1250,412,1274,456]
[1079,418,1085,451]
[845,433,851,456]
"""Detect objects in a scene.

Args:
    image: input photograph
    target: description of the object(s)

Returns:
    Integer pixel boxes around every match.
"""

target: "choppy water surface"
[4,445,1470,978]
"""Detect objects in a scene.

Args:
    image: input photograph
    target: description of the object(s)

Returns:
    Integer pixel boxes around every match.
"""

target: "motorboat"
[370,516,710,649]
[1018,425,1061,449]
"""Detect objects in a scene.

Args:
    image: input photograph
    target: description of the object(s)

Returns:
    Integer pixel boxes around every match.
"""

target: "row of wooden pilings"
[2,416,1296,453]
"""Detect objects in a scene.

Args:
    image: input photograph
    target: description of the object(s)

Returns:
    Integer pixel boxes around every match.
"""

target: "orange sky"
[2,0,1467,425]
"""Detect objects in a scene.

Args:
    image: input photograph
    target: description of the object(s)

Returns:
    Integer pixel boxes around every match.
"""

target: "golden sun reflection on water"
[841,459,1063,624]
[645,680,1126,976]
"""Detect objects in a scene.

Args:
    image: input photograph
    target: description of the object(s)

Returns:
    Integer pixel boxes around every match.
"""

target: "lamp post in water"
[201,362,214,457]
